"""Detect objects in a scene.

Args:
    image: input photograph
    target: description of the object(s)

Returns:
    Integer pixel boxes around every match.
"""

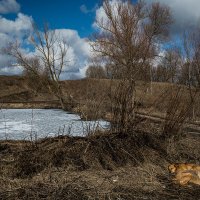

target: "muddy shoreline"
[0,101,62,109]
[0,131,200,199]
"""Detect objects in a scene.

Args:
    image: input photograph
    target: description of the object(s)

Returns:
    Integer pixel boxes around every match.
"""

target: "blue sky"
[3,0,100,37]
[0,0,102,78]
[0,0,199,79]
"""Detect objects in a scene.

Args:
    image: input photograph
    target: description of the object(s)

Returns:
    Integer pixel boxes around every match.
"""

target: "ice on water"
[0,109,109,140]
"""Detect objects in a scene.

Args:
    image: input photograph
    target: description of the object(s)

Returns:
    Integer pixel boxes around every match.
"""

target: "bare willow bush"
[162,86,191,140]
[91,0,172,133]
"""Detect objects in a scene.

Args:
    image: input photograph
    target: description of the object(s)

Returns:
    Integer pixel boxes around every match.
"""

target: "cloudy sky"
[0,0,199,79]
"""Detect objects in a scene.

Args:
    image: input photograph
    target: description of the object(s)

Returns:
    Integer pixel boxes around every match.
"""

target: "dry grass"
[1,76,200,121]
[1,76,200,199]
[0,126,200,199]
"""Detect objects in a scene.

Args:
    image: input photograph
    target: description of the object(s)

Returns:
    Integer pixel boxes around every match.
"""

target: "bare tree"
[162,48,181,83]
[180,29,200,119]
[86,65,107,79]
[4,24,70,110]
[151,64,169,82]
[151,47,182,84]
[22,57,49,94]
[91,0,172,133]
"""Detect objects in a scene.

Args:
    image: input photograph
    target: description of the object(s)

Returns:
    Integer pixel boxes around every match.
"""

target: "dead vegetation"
[0,0,200,198]
[0,126,200,199]
[1,76,200,121]
[0,75,200,199]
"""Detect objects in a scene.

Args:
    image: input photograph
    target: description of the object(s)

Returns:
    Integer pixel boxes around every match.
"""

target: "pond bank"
[0,131,200,199]
[0,101,62,109]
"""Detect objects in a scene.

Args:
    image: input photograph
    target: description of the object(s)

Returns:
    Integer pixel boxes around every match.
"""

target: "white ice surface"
[0,109,110,140]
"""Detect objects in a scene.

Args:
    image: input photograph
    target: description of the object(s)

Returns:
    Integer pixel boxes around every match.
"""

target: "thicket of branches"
[88,28,200,90]
[90,0,172,133]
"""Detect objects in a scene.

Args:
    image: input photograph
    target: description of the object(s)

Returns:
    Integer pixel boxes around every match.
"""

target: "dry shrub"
[110,80,136,133]
[166,134,200,163]
[73,100,105,120]
[70,78,111,120]
[162,86,191,140]
[14,132,155,178]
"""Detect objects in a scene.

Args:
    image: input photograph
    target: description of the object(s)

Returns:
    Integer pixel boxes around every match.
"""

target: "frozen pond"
[0,109,110,140]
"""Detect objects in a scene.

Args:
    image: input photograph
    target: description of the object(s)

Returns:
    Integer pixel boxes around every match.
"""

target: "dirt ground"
[0,127,200,200]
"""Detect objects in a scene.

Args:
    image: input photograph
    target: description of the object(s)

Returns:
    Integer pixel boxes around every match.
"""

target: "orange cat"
[168,163,200,186]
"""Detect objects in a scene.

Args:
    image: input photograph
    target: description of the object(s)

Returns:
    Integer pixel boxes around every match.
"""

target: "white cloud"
[0,65,23,75]
[145,0,200,34]
[0,13,33,75]
[0,9,92,79]
[0,0,20,14]
[0,13,33,46]
[0,20,92,79]
[94,0,116,28]
[0,13,33,38]
[93,0,130,31]
[53,29,92,79]
[95,0,200,34]
[0,54,23,75]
